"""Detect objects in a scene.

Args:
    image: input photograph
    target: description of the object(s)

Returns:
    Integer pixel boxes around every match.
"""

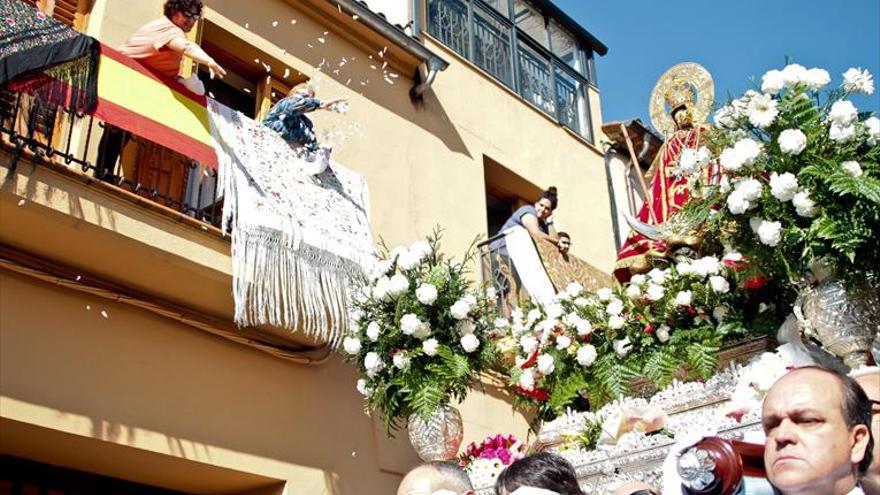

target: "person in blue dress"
[262,82,347,159]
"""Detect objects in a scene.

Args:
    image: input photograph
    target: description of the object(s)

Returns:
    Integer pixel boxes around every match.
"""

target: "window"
[427,0,597,142]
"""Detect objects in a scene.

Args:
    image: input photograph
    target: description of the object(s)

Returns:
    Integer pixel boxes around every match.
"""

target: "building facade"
[0,0,615,493]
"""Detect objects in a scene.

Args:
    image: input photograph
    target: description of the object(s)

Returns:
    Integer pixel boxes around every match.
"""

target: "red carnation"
[743,276,768,290]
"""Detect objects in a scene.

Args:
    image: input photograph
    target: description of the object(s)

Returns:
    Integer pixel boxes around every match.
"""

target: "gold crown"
[664,79,696,111]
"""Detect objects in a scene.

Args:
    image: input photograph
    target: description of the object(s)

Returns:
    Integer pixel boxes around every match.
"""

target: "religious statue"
[614,63,718,282]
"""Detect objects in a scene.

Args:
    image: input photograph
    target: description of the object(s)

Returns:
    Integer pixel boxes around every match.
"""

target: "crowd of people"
[396,365,879,495]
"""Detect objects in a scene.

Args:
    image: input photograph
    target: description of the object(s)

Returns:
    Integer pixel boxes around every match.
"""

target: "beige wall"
[1,0,614,492]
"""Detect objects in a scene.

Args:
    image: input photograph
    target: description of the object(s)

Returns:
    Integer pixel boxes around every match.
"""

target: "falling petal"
[16,199,25,206]
[272,20,278,27]
[352,14,359,20]
[243,88,252,94]
[75,275,82,281]
[318,37,325,43]
[101,310,108,318]
[291,19,297,24]
[244,22,249,28]
[86,305,91,310]
[307,43,313,48]
[345,78,351,85]
[208,91,215,98]
[254,58,260,64]
[283,67,290,78]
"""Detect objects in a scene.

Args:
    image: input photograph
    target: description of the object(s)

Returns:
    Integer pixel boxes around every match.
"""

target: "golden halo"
[649,62,715,138]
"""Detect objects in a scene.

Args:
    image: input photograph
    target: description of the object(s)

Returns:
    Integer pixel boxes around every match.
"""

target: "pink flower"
[6,18,15,26]
[36,12,47,20]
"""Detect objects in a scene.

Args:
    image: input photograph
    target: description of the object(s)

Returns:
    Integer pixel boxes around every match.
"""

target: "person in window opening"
[557,231,571,258]
[490,187,560,257]
[95,0,226,181]
[262,82,348,175]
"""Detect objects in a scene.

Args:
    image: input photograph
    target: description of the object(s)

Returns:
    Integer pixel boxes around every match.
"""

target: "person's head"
[671,105,693,130]
[853,368,880,488]
[397,461,475,495]
[557,232,571,254]
[289,82,316,98]
[164,0,203,33]
[535,187,558,221]
[762,366,873,495]
[495,453,583,495]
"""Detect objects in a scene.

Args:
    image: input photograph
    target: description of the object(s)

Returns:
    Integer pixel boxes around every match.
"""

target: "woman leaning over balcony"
[490,186,561,257]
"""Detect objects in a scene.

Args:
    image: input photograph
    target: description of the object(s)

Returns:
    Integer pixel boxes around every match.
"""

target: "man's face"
[558,236,571,254]
[170,10,199,33]
[855,372,880,480]
[762,369,867,494]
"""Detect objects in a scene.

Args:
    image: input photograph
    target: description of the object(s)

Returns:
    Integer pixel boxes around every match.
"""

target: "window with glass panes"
[427,0,597,142]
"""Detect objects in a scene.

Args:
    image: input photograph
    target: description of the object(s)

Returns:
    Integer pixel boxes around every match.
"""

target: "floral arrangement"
[342,231,500,432]
[503,255,773,422]
[691,64,880,289]
[460,433,526,470]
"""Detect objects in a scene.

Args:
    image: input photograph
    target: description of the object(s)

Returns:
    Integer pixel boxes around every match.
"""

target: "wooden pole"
[619,123,656,224]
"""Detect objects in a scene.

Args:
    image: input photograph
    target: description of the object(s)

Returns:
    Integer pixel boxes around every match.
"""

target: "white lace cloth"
[207,100,375,345]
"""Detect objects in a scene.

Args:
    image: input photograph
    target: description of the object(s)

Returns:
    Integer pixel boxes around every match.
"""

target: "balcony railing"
[0,90,223,228]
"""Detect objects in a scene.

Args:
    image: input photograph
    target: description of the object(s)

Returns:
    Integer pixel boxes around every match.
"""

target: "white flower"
[842,67,875,95]
[709,275,730,294]
[372,276,391,301]
[485,286,497,301]
[737,178,763,201]
[719,147,742,172]
[492,317,508,331]
[520,335,538,354]
[364,352,385,377]
[726,190,750,215]
[777,129,807,155]
[546,303,565,320]
[460,334,480,353]
[723,251,743,262]
[526,308,542,325]
[409,240,432,261]
[756,220,783,246]
[422,338,439,356]
[606,298,624,316]
[597,287,613,301]
[412,322,432,340]
[677,148,701,176]
[734,138,762,166]
[656,325,671,343]
[829,100,859,127]
[366,321,381,341]
[747,93,779,129]
[393,351,410,369]
[566,282,584,297]
[804,68,831,91]
[770,172,800,202]
[732,90,760,117]
[519,369,536,391]
[388,274,410,297]
[400,313,423,336]
[624,284,642,299]
[792,190,817,218]
[397,251,419,270]
[388,246,408,261]
[865,116,880,146]
[537,354,556,375]
[761,69,786,95]
[713,306,729,322]
[575,319,593,336]
[781,63,808,87]
[608,315,626,330]
[356,378,371,396]
[415,283,438,305]
[372,259,393,280]
[645,283,665,302]
[556,335,572,350]
[647,268,669,284]
[829,122,857,143]
[463,294,477,307]
[714,105,738,129]
[613,337,633,357]
[450,300,471,320]
[456,320,476,337]
[842,160,863,177]
[692,256,722,278]
[573,297,589,307]
[630,274,647,285]
[343,336,362,355]
[676,261,694,275]
[675,290,693,306]
[576,345,598,366]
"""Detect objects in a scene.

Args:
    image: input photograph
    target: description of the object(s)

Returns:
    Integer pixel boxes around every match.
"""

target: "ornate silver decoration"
[407,405,464,461]
[677,447,716,491]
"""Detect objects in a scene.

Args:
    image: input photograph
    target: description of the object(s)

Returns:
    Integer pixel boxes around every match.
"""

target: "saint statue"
[614,63,718,282]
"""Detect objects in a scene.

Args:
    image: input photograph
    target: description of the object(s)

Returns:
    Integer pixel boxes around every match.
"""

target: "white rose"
[675,290,693,306]
[656,324,671,343]
[575,318,593,336]
[364,352,385,377]
[777,129,807,155]
[409,240,432,261]
[450,300,471,320]
[613,337,633,357]
[692,256,721,277]
[761,69,786,95]
[757,220,783,246]
[829,100,859,127]
[720,147,743,172]
[556,335,572,350]
[366,321,381,341]
[343,336,362,355]
[769,172,800,202]
[608,314,626,330]
[709,275,730,294]
[546,303,564,320]
[388,274,410,297]
[645,283,665,302]
[842,160,863,177]
[388,246,408,262]
[573,297,589,307]
[397,250,419,270]
[566,282,584,297]
[356,378,371,396]
[677,148,701,175]
[372,259,393,280]
[597,288,613,301]
[734,138,762,167]
[677,261,694,275]
[723,251,743,262]
[865,116,880,146]
[792,190,817,218]
[393,351,410,369]
[415,283,438,305]
[518,369,536,391]
[624,284,642,299]
[829,122,857,143]
[400,313,423,335]
[460,333,480,353]
[804,68,831,91]
[713,306,729,323]
[842,67,875,95]
[537,354,555,375]
[492,317,508,330]
[726,191,750,215]
[647,268,669,284]
[630,274,647,285]
[412,321,432,340]
[747,93,779,129]
[372,276,391,301]
[576,345,598,366]
[422,338,439,356]
[736,178,763,201]
[606,298,624,316]
[781,64,808,87]
[520,335,538,354]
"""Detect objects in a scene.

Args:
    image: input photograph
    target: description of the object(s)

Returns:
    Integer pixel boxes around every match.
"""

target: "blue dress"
[489,205,549,257]
[262,94,322,152]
